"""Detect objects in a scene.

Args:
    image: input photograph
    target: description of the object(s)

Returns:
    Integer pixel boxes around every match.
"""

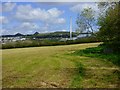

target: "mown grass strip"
[70,61,85,88]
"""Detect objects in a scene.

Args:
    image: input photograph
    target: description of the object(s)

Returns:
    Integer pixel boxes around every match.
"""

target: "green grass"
[73,46,120,66]
[2,43,120,88]
[70,63,85,88]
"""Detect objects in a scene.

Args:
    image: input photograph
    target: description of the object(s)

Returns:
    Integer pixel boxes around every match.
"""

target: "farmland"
[2,43,120,88]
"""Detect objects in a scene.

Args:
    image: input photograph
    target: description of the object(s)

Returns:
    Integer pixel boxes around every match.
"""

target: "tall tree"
[76,8,95,34]
[97,2,120,51]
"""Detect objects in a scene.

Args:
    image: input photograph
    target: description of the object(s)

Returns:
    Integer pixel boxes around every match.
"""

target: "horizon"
[1,30,77,36]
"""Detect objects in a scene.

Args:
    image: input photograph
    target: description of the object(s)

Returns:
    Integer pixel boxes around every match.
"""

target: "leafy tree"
[76,8,95,34]
[97,2,120,52]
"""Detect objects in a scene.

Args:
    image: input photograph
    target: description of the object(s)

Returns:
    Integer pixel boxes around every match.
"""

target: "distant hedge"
[1,37,101,49]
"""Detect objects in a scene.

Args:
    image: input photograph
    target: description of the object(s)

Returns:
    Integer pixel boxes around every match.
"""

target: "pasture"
[2,43,120,88]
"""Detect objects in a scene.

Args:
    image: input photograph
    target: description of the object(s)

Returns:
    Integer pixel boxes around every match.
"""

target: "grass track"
[2,43,120,88]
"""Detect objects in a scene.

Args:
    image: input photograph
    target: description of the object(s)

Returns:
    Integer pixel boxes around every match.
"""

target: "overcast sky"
[0,2,99,35]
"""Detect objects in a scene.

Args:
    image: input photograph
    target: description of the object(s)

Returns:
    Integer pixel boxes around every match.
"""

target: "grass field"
[2,43,120,88]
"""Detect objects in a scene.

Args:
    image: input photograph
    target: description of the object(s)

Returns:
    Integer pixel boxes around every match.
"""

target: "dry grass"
[2,43,119,88]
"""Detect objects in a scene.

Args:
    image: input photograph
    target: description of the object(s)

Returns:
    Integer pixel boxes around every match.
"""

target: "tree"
[76,8,95,34]
[97,2,120,52]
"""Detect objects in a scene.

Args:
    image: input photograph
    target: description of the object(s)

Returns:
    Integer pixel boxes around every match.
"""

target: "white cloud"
[18,22,39,30]
[70,3,99,13]
[5,22,40,34]
[48,8,64,18]
[2,2,16,12]
[61,29,68,31]
[0,29,5,34]
[1,4,68,35]
[15,4,65,24]
[0,29,9,35]
[0,22,40,35]
[56,18,66,24]
[70,3,99,19]
[0,3,2,12]
[0,16,8,24]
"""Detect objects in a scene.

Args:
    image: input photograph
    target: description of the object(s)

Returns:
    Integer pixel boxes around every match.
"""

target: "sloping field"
[2,43,120,88]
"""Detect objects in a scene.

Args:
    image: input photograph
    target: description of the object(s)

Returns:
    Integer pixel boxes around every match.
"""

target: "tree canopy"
[76,8,95,34]
[97,2,120,52]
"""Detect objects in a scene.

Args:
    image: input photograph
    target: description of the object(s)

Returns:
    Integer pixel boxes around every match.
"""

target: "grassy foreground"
[2,43,120,88]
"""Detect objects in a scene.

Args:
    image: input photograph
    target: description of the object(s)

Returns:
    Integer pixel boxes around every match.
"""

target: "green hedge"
[1,37,100,49]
